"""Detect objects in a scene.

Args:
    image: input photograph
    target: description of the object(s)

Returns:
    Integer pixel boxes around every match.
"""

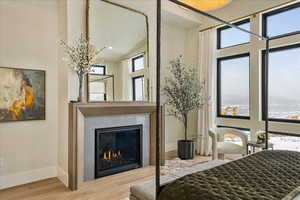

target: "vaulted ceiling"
[89,0,147,62]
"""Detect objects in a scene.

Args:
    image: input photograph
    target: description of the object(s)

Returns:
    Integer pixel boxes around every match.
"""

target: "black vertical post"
[264,39,270,149]
[156,0,161,198]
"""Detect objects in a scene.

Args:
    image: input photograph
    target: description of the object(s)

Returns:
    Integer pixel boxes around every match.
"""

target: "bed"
[130,160,229,200]
[158,150,300,200]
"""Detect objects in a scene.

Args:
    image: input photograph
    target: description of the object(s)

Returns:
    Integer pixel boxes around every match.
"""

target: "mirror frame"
[86,0,150,103]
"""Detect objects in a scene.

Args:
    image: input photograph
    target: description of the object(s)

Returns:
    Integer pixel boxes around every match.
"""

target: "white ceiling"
[89,0,147,62]
[162,10,201,29]
[198,0,295,29]
[162,0,202,29]
[163,0,295,30]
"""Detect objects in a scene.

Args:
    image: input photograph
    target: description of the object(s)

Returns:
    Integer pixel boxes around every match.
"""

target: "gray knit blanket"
[158,150,300,200]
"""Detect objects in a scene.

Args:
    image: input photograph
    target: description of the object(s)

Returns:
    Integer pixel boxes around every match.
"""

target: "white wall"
[0,0,88,189]
[67,0,86,102]
[0,0,62,189]
[161,22,200,151]
[56,0,89,187]
[57,0,69,187]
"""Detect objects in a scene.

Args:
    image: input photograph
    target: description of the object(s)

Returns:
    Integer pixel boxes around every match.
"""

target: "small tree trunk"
[184,113,188,141]
[78,74,83,102]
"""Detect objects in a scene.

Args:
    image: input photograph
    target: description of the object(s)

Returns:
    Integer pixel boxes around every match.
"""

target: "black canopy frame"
[156,0,274,198]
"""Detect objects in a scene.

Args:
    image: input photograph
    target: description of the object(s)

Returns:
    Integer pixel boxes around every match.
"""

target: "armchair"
[209,128,248,160]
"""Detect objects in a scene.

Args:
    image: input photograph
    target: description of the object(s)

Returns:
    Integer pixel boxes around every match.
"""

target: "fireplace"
[95,125,143,178]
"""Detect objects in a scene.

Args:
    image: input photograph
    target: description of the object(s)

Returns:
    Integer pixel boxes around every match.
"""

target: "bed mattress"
[158,150,300,200]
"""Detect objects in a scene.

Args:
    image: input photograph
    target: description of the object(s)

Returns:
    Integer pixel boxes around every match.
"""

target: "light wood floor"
[0,156,210,200]
[0,166,155,200]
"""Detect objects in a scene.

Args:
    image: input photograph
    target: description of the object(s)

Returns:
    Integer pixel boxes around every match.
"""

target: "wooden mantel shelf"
[68,102,165,191]
[72,102,159,116]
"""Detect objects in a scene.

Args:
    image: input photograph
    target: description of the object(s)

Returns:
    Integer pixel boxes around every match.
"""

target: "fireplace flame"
[103,150,121,160]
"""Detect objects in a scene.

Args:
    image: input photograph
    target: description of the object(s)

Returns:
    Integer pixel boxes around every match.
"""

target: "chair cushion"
[130,176,175,200]
[217,142,245,154]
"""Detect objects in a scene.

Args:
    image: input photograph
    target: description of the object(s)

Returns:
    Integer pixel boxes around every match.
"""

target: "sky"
[220,6,300,107]
[221,56,249,106]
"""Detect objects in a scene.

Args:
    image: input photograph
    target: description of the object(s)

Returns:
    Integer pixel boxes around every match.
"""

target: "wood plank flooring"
[0,156,210,200]
[0,166,155,200]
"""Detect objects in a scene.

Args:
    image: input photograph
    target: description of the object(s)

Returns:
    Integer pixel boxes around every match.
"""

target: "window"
[133,76,144,101]
[217,19,250,49]
[217,53,250,118]
[215,3,300,146]
[262,44,300,122]
[88,76,107,101]
[263,2,300,38]
[90,65,106,75]
[269,132,300,152]
[132,55,144,72]
[88,65,107,101]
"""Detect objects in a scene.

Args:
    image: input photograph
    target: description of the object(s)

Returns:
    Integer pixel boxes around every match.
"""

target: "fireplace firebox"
[95,125,143,178]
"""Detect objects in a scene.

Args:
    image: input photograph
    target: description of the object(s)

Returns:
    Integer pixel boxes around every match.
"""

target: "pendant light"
[178,0,231,11]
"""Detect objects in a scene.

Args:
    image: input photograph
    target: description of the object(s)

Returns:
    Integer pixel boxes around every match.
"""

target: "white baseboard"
[0,166,57,190]
[57,166,68,187]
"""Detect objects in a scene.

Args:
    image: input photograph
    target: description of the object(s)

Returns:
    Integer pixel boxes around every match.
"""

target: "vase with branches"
[61,34,100,102]
[162,56,206,159]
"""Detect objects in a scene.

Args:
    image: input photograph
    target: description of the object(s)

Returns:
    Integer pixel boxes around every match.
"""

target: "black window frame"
[132,55,144,72]
[262,43,300,124]
[269,131,300,137]
[217,18,251,49]
[217,53,251,119]
[132,75,144,101]
[262,2,300,39]
[90,65,106,75]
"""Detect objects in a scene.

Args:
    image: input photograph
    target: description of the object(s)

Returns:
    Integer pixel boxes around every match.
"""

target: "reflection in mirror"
[88,0,149,102]
[133,75,144,101]
[88,65,115,101]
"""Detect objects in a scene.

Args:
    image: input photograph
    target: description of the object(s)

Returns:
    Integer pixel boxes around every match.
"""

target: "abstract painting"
[0,67,45,122]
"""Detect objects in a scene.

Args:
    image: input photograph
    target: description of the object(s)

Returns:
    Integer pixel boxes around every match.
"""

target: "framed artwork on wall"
[0,67,46,122]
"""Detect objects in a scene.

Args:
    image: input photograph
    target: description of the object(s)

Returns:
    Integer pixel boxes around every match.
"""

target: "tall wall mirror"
[87,0,150,102]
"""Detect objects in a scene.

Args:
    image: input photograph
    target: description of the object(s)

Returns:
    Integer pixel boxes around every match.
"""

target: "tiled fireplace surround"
[68,103,165,190]
[84,113,150,181]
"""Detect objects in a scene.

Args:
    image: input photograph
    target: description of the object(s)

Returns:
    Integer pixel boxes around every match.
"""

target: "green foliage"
[162,56,206,140]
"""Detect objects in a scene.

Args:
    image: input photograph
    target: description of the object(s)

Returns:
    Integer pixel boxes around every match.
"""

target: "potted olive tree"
[162,56,206,160]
